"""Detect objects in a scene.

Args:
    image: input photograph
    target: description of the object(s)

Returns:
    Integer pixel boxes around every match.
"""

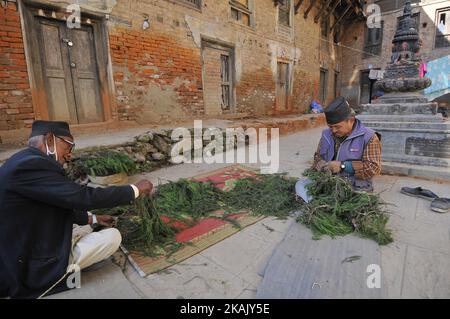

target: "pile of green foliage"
[115,197,175,256]
[223,174,302,218]
[297,170,393,245]
[96,170,393,256]
[82,150,136,177]
[97,174,301,255]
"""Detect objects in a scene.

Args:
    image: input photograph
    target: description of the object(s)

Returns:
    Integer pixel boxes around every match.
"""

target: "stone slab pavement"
[37,125,450,299]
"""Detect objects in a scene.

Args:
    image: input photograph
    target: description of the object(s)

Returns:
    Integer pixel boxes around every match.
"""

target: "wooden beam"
[303,0,316,19]
[294,0,305,14]
[330,3,352,31]
[323,0,341,22]
[346,0,362,15]
[314,0,333,23]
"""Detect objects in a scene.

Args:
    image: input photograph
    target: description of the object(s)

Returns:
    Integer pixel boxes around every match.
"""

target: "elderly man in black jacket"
[0,121,153,299]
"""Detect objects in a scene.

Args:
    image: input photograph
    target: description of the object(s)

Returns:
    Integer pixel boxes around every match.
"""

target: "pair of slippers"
[401,187,449,213]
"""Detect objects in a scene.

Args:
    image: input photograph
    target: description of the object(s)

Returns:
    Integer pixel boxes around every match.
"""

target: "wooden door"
[276,62,289,111]
[360,70,370,105]
[68,25,104,123]
[37,18,104,124]
[202,41,234,115]
[37,18,78,123]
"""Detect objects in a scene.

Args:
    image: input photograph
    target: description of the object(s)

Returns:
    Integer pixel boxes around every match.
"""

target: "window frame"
[435,7,450,49]
[334,71,340,99]
[230,0,254,27]
[363,21,384,59]
[319,68,329,105]
[374,0,422,13]
[278,0,292,28]
[168,0,202,11]
[220,53,232,111]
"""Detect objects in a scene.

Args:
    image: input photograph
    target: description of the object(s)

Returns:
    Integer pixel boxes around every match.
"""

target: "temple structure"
[358,1,450,181]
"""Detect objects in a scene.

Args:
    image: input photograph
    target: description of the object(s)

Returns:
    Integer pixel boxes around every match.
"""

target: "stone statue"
[376,0,431,93]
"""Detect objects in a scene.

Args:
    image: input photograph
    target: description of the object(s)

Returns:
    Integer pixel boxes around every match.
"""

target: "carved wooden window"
[278,0,291,27]
[363,21,384,58]
[172,0,201,9]
[230,0,252,27]
[436,9,450,48]
[374,0,421,12]
[321,17,329,38]
[221,54,231,110]
[319,68,328,104]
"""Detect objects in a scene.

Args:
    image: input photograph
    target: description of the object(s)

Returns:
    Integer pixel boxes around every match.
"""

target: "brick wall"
[109,28,204,123]
[0,2,34,132]
[0,0,348,137]
[236,68,275,115]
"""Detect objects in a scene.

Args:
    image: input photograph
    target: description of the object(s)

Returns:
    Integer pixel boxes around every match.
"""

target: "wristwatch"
[340,162,346,172]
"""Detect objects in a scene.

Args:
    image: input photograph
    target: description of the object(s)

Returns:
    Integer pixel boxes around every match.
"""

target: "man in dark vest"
[312,96,382,192]
[0,121,153,298]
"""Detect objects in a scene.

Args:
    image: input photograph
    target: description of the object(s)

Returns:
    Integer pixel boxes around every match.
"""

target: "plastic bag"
[310,100,324,114]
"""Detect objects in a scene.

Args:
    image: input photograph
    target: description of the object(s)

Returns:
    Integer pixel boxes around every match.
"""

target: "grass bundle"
[116,197,175,256]
[83,150,136,177]
[223,175,303,218]
[152,179,223,225]
[97,170,392,256]
[297,170,393,245]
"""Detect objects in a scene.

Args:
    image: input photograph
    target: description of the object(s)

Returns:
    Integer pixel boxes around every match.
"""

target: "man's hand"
[324,161,342,174]
[96,215,116,228]
[88,214,116,228]
[316,160,328,172]
[135,180,153,197]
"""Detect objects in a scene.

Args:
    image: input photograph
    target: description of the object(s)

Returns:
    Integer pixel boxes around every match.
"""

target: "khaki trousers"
[70,225,122,270]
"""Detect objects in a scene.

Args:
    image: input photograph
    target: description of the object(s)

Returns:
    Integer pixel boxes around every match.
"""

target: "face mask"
[45,136,58,162]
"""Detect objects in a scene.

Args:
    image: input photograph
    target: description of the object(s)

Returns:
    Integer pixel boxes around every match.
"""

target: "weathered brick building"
[0,0,365,142]
[341,0,450,107]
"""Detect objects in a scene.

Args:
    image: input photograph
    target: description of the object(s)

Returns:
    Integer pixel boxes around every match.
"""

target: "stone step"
[363,122,450,132]
[382,161,450,182]
[382,153,450,168]
[357,114,445,123]
[359,103,438,115]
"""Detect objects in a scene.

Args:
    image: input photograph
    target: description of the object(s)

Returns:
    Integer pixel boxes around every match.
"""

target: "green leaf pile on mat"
[297,170,393,245]
[96,171,392,256]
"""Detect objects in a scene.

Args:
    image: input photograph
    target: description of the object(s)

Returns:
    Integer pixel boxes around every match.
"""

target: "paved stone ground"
[14,125,449,299]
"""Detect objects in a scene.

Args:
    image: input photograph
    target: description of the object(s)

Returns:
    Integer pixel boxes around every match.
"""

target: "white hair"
[28,135,44,147]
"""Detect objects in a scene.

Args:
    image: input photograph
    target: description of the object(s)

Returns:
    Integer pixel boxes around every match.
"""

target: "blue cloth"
[310,100,324,113]
[425,55,450,95]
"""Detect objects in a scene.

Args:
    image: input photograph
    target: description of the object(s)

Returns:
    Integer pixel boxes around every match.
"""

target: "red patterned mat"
[121,165,264,277]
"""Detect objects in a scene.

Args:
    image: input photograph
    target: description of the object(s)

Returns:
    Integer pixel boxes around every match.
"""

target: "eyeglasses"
[56,136,75,153]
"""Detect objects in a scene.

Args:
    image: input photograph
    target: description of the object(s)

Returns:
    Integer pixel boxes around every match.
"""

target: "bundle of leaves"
[223,174,303,218]
[152,179,223,225]
[82,150,137,177]
[297,170,393,245]
[96,175,302,255]
[115,197,175,256]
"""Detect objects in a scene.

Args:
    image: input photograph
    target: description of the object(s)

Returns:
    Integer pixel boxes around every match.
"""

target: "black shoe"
[431,198,450,213]
[400,187,439,201]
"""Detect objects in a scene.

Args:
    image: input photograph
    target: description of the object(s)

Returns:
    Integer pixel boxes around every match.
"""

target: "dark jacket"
[0,147,135,298]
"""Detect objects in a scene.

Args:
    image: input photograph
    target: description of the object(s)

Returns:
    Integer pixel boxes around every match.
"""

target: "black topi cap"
[29,120,73,139]
[324,97,353,125]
